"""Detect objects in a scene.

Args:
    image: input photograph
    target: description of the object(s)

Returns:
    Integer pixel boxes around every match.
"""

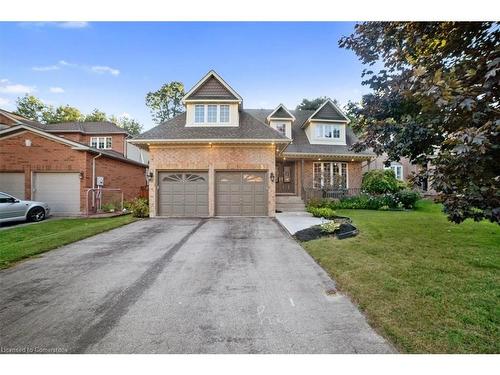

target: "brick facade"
[149,144,276,217]
[0,131,146,213]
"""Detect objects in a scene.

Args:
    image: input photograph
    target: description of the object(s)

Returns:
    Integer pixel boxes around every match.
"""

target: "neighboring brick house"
[0,109,148,215]
[130,70,375,217]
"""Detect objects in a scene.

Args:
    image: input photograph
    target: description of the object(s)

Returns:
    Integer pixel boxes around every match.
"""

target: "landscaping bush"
[101,202,116,213]
[362,169,399,194]
[126,198,149,218]
[307,206,337,219]
[395,189,421,209]
[320,221,341,234]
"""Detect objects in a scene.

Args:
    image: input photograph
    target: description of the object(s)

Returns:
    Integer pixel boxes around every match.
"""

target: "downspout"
[92,153,102,209]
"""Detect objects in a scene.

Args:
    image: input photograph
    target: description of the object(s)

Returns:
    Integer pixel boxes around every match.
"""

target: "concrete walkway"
[276,212,326,235]
[0,218,393,353]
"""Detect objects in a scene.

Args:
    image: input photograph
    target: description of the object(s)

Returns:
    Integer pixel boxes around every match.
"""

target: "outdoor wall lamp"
[270,172,275,182]
[79,171,84,179]
[147,171,154,181]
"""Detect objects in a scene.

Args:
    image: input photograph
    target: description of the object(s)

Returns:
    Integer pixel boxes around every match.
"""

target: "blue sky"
[0,22,369,130]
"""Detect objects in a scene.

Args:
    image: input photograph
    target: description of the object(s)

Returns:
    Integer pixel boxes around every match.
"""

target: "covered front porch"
[274,153,372,210]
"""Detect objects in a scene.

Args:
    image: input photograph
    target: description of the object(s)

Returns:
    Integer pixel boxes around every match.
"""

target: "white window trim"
[90,136,112,150]
[192,104,231,125]
[386,163,404,180]
[315,124,341,139]
[313,162,349,189]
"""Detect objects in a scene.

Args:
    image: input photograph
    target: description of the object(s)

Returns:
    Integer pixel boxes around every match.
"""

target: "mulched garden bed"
[294,216,359,241]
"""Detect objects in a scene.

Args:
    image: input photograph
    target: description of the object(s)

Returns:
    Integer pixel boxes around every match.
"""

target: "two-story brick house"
[0,109,148,215]
[130,70,375,217]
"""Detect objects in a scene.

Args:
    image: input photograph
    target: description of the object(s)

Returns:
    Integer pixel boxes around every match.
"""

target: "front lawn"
[302,200,500,353]
[0,215,137,269]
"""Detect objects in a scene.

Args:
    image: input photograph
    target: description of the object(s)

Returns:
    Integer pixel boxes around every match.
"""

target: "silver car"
[0,192,51,223]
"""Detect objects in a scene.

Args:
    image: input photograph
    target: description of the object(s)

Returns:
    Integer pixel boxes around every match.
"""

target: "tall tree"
[296,96,335,111]
[43,105,84,123]
[110,115,143,136]
[145,81,185,124]
[84,108,108,122]
[339,22,499,224]
[14,94,46,122]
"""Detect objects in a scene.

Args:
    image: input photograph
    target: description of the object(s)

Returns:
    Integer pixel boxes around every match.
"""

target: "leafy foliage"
[14,95,143,135]
[307,206,337,219]
[126,198,149,218]
[296,96,335,111]
[320,221,341,234]
[339,22,500,224]
[362,169,400,194]
[145,81,185,124]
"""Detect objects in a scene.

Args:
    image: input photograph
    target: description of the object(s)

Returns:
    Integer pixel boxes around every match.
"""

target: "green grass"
[0,215,138,269]
[302,200,500,353]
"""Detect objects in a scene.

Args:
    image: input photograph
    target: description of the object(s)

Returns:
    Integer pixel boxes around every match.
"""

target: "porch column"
[301,159,305,197]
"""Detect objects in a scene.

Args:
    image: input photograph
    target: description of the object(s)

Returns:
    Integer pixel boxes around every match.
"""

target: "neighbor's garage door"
[33,172,80,215]
[158,172,208,216]
[216,171,268,216]
[0,172,25,199]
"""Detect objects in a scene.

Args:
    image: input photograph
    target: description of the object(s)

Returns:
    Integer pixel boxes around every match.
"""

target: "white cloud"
[91,66,120,76]
[56,22,89,29]
[49,87,65,94]
[0,97,11,107]
[32,65,60,72]
[0,80,36,95]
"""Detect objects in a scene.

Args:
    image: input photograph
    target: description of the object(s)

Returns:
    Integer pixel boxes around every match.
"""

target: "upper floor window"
[193,104,230,124]
[315,124,341,139]
[207,105,217,122]
[195,105,205,123]
[275,123,286,136]
[90,136,112,150]
[220,105,230,123]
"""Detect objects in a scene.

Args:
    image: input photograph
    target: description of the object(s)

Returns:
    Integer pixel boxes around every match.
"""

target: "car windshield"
[0,192,16,203]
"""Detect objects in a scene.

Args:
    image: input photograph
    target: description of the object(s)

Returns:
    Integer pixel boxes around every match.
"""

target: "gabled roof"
[267,104,295,122]
[0,123,147,167]
[182,70,242,102]
[130,111,289,143]
[245,108,374,159]
[302,99,350,127]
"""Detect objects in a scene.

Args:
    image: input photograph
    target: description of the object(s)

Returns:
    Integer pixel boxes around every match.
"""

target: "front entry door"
[276,161,295,194]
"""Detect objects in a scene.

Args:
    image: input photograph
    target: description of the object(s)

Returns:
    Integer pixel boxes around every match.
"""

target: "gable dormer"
[302,99,349,145]
[267,104,294,139]
[183,70,242,127]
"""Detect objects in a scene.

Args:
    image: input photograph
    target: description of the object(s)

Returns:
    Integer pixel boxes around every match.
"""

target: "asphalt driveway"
[0,218,393,353]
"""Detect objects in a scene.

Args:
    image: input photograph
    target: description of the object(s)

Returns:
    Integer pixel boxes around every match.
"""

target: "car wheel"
[27,207,46,222]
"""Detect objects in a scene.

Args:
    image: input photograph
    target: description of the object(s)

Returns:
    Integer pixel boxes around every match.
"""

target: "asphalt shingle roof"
[134,111,288,141]
[245,109,374,157]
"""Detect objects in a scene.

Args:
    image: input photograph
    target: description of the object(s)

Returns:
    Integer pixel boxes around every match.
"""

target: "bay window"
[313,162,348,189]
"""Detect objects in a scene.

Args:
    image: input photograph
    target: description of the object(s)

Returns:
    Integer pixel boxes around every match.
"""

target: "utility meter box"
[96,176,104,187]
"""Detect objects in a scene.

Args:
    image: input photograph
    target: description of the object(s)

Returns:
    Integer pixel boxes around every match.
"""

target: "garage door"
[216,171,268,216]
[158,172,208,216]
[0,172,25,199]
[33,172,81,215]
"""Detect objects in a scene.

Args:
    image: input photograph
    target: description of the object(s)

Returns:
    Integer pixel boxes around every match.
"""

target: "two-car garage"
[157,170,269,217]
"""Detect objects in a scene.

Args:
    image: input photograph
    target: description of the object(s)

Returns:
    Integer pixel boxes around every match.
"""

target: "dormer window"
[275,123,286,136]
[220,105,230,123]
[315,124,341,139]
[195,105,205,123]
[207,105,217,122]
[193,104,231,124]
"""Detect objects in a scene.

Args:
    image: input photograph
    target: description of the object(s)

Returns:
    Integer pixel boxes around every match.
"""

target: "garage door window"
[162,173,206,182]
[243,173,264,183]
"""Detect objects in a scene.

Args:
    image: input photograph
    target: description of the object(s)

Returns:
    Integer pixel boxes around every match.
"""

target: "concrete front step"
[276,195,305,203]
[276,195,307,212]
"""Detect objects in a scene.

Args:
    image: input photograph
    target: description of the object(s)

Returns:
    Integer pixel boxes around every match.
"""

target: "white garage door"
[0,172,25,199]
[34,172,81,215]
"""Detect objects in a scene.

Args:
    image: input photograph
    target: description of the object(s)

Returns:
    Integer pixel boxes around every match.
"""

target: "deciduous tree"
[145,81,185,124]
[339,22,499,224]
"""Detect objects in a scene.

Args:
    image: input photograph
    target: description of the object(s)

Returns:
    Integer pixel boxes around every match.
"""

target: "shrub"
[127,198,149,218]
[395,189,421,209]
[101,202,116,213]
[362,169,399,194]
[320,221,341,234]
[307,206,337,219]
